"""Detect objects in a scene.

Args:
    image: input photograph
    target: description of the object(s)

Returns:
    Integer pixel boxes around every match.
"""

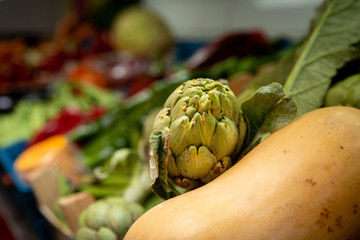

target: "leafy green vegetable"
[0,81,117,147]
[80,148,153,203]
[237,47,299,104]
[238,0,360,117]
[283,0,360,116]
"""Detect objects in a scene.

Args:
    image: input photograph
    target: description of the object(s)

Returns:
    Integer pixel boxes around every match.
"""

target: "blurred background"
[0,0,322,40]
[0,0,324,239]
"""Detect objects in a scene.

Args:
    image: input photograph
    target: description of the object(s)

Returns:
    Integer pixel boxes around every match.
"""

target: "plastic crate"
[0,141,31,193]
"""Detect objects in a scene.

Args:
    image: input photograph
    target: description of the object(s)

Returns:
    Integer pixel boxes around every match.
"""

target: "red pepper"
[186,31,269,70]
[26,106,106,147]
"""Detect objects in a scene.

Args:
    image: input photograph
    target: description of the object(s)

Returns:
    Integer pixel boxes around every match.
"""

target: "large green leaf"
[240,82,297,158]
[283,0,360,116]
[237,47,299,104]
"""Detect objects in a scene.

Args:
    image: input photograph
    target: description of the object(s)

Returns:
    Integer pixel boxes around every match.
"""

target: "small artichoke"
[325,74,360,109]
[149,78,247,199]
[76,197,144,240]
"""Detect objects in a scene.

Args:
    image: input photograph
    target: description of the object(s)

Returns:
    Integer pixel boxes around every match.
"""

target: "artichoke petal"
[188,94,200,106]
[208,91,221,119]
[97,227,117,240]
[164,87,183,109]
[85,201,111,230]
[210,117,238,160]
[198,112,217,147]
[231,113,248,159]
[170,115,200,157]
[200,156,232,183]
[186,106,197,119]
[219,91,235,120]
[174,176,203,189]
[176,145,216,180]
[106,205,132,237]
[170,96,189,120]
[153,108,171,130]
[76,227,97,240]
[198,95,212,113]
[167,151,181,177]
[128,202,146,220]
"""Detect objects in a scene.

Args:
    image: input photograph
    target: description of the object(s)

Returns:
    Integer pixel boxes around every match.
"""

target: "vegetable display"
[3,0,360,239]
[124,106,360,240]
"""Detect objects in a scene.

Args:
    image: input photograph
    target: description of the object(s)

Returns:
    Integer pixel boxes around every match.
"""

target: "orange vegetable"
[14,135,83,183]
[125,106,360,240]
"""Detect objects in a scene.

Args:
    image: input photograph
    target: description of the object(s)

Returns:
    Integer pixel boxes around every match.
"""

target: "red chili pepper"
[27,106,107,147]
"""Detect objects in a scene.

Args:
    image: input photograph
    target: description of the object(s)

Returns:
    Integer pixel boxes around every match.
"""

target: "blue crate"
[0,141,32,193]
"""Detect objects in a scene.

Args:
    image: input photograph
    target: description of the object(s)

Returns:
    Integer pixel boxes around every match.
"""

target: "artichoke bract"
[76,197,144,240]
[325,73,360,109]
[149,78,247,199]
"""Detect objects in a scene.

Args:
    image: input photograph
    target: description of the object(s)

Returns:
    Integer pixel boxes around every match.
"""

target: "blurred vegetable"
[14,135,84,184]
[149,78,247,199]
[111,6,174,60]
[27,106,106,147]
[80,148,152,203]
[325,73,360,108]
[76,197,144,240]
[70,73,189,168]
[0,13,113,100]
[65,52,164,96]
[0,81,117,147]
[186,31,269,71]
[15,135,68,175]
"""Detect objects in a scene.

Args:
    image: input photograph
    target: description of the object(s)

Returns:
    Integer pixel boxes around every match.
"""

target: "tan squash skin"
[125,106,360,240]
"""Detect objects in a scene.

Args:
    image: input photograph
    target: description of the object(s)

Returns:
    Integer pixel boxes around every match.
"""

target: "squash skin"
[125,106,360,240]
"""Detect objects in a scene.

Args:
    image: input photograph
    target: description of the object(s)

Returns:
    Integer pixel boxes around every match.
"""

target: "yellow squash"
[125,106,360,240]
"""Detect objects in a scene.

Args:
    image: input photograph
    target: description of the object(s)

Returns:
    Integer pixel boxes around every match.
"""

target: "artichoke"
[76,197,144,240]
[325,74,360,109]
[149,78,247,199]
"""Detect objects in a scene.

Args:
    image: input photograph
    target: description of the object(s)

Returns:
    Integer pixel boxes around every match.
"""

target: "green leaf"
[283,0,360,116]
[149,129,180,199]
[241,82,297,146]
[237,48,299,104]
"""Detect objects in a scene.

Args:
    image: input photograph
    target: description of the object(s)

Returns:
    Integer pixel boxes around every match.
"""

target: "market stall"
[1,0,360,239]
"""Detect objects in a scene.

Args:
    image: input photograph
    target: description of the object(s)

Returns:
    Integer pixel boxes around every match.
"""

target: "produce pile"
[1,0,360,240]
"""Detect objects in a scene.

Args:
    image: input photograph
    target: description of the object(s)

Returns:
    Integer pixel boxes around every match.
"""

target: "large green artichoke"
[76,197,144,240]
[149,78,247,199]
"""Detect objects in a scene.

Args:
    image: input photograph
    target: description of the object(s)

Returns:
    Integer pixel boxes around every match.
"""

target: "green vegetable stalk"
[80,148,153,203]
[76,197,144,240]
[149,78,247,199]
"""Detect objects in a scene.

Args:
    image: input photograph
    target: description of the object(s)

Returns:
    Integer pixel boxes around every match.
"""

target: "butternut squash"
[124,106,360,240]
